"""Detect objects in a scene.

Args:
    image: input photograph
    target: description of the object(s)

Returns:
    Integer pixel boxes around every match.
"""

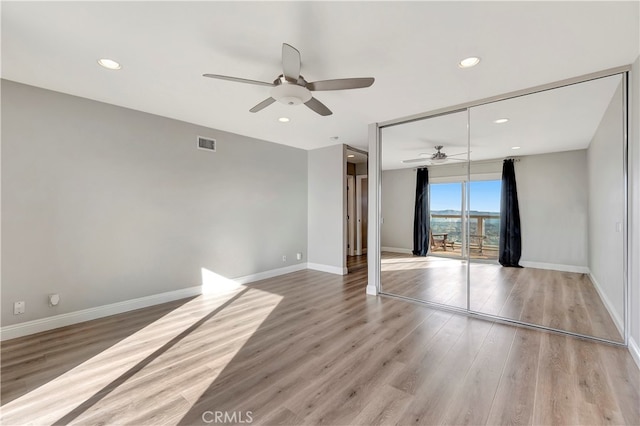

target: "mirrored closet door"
[468,74,626,343]
[379,110,469,310]
[377,71,627,344]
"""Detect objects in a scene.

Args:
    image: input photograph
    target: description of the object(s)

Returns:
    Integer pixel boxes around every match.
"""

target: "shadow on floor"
[0,297,197,405]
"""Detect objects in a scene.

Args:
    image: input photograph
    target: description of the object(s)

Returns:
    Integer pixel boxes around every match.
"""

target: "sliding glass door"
[429,182,463,259]
[468,180,500,261]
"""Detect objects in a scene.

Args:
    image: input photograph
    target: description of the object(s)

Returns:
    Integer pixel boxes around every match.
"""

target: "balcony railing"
[430,213,500,259]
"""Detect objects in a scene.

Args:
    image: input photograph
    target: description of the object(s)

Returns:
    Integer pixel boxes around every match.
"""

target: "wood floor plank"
[394,317,494,425]
[441,322,517,425]
[485,328,541,426]
[349,384,413,426]
[597,342,640,425]
[532,333,581,425]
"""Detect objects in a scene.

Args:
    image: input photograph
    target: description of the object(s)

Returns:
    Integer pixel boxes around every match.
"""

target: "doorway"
[346,147,368,273]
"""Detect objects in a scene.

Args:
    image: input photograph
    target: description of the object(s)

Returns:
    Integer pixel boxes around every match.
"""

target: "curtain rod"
[412,157,521,170]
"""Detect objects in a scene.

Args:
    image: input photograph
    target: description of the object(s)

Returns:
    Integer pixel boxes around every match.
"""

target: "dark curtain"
[412,168,430,256]
[499,159,523,267]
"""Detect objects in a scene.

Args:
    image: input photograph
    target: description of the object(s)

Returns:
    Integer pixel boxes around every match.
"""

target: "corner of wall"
[630,56,640,358]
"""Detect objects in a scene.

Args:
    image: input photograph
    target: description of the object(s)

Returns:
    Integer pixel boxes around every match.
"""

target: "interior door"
[356,175,368,255]
[347,175,355,256]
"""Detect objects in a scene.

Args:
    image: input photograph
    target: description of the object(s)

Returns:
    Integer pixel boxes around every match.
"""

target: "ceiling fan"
[203,43,374,116]
[402,145,468,164]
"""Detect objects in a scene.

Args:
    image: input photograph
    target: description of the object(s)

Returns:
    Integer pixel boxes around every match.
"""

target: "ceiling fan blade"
[304,97,332,116]
[447,157,469,162]
[307,77,375,91]
[447,152,468,157]
[203,74,275,87]
[402,158,428,164]
[249,97,276,113]
[282,43,301,82]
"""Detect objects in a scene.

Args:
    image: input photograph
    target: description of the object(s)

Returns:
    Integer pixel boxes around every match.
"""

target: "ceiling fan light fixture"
[430,157,447,164]
[458,57,480,68]
[271,83,312,106]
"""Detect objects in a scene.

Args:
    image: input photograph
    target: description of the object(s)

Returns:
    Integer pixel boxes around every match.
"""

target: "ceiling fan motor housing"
[271,82,312,105]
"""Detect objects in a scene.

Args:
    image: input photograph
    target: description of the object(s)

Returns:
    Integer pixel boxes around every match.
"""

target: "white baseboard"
[629,337,640,371]
[0,263,309,341]
[381,246,413,254]
[587,272,624,337]
[307,263,348,275]
[366,284,378,296]
[235,263,307,284]
[0,285,202,341]
[519,261,589,274]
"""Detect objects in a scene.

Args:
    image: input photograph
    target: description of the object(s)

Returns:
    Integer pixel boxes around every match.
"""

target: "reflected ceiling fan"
[402,145,468,164]
[203,43,375,116]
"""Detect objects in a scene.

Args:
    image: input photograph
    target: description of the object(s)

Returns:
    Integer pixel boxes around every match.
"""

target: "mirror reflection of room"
[380,110,469,309]
[379,73,626,343]
[469,74,625,342]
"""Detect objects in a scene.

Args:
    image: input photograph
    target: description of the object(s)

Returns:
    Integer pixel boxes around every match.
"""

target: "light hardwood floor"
[1,267,638,425]
[381,252,623,342]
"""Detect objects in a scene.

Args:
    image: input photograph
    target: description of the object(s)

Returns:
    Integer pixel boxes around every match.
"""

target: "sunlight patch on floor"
[381,255,466,272]
[0,269,282,425]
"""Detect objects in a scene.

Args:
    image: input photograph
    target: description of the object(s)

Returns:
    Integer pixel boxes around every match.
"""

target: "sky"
[430,180,501,213]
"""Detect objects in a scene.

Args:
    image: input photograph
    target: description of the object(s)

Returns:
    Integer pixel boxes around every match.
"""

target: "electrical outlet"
[282,255,287,262]
[296,252,303,260]
[14,301,25,315]
[49,294,60,306]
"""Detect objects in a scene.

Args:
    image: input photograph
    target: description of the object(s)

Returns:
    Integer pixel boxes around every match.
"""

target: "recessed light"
[511,146,521,150]
[458,57,480,68]
[347,154,355,158]
[494,118,509,124]
[278,117,290,123]
[97,58,122,70]
[330,136,339,141]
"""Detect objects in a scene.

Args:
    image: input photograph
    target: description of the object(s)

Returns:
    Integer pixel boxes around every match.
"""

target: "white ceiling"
[2,2,638,153]
[382,74,623,170]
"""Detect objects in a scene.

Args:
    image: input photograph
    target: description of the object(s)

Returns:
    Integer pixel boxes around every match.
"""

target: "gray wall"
[516,150,589,269]
[307,144,346,273]
[429,160,502,181]
[381,152,589,270]
[381,168,414,251]
[587,81,625,324]
[1,80,308,326]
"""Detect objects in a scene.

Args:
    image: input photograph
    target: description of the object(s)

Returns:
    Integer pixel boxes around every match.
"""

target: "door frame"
[356,174,368,255]
[347,174,356,256]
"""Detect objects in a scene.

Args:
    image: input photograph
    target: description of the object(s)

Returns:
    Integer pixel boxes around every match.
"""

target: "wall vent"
[197,136,216,152]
